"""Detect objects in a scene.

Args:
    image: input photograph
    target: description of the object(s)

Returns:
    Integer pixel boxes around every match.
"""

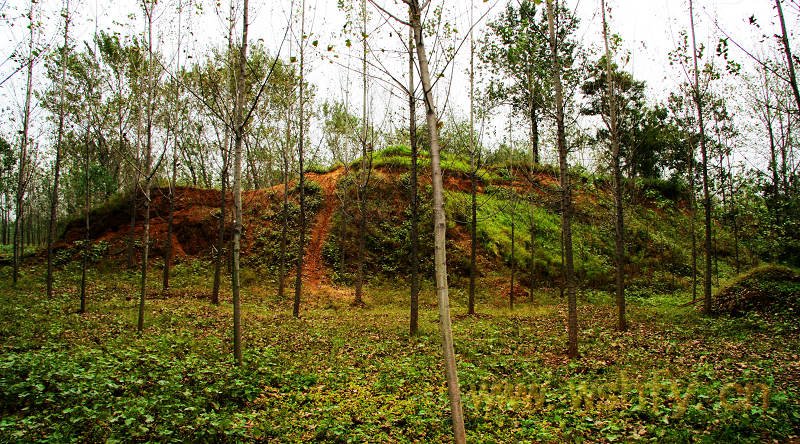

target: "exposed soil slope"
[303,169,343,288]
[56,160,729,294]
[58,186,281,261]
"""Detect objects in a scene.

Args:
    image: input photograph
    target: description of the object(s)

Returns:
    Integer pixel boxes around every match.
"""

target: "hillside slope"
[57,149,748,294]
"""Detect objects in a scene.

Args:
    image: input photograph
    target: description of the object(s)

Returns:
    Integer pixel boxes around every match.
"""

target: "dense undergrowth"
[712,264,800,316]
[322,145,748,292]
[1,262,799,442]
[47,145,750,297]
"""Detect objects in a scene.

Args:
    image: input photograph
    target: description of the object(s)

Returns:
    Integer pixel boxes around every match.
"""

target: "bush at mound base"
[712,264,800,315]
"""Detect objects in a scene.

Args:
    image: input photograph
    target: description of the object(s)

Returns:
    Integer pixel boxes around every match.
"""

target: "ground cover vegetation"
[2,0,800,441]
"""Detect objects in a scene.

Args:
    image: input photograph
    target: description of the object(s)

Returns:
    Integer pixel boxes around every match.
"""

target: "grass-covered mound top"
[713,264,800,315]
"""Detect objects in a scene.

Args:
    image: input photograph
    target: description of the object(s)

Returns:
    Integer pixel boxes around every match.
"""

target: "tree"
[137,0,163,334]
[93,32,144,270]
[231,0,251,364]
[546,0,578,358]
[688,0,714,314]
[367,0,467,439]
[600,0,626,331]
[774,0,800,117]
[406,0,466,440]
[46,0,72,299]
[481,0,550,166]
[80,111,91,315]
[163,0,187,292]
[748,56,788,258]
[483,0,579,307]
[466,0,483,315]
[353,0,374,307]
[293,0,307,318]
[408,16,420,332]
[277,60,298,302]
[666,91,700,300]
[482,2,547,310]
[211,0,236,306]
[13,0,37,287]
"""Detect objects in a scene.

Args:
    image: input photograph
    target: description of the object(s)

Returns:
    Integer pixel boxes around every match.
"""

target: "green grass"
[446,189,614,285]
[360,145,501,181]
[1,262,799,442]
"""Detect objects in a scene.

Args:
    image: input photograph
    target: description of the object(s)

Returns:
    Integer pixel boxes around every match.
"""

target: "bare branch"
[367,0,411,27]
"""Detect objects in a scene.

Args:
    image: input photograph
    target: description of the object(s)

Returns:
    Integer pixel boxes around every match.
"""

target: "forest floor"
[1,261,799,443]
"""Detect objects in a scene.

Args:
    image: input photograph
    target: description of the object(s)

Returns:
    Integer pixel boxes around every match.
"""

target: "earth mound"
[712,265,800,315]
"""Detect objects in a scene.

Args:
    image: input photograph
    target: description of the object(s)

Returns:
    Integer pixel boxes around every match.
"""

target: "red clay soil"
[71,186,232,260]
[58,186,282,262]
[443,174,486,193]
[302,168,343,288]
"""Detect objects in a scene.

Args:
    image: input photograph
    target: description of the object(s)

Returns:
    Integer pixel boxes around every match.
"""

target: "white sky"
[0,0,797,170]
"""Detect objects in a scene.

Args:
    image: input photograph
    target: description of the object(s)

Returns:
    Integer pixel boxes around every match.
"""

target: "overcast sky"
[1,0,797,169]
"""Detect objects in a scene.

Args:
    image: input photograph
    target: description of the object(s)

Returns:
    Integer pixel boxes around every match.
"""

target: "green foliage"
[449,187,614,287]
[0,338,273,441]
[581,57,685,180]
[1,267,798,442]
[637,176,688,202]
[713,264,800,318]
[246,181,322,275]
[368,144,500,184]
[304,163,332,175]
[377,145,411,158]
[324,172,435,282]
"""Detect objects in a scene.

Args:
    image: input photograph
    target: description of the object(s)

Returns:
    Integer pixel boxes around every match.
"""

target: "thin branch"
[367,0,411,27]
[242,19,292,128]
[708,13,790,84]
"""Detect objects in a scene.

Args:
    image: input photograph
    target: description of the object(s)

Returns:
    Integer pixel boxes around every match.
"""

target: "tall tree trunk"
[13,0,35,287]
[137,2,155,335]
[80,126,90,314]
[775,0,800,117]
[408,17,420,334]
[764,80,781,236]
[163,144,178,292]
[293,0,307,319]
[230,0,249,365]
[47,0,70,298]
[212,1,235,305]
[127,108,144,270]
[126,180,138,269]
[689,138,698,301]
[510,217,515,310]
[528,89,539,303]
[547,0,578,358]
[689,0,713,315]
[212,153,228,305]
[163,3,183,293]
[277,109,290,300]
[467,0,478,316]
[409,2,466,441]
[725,153,740,273]
[778,116,790,194]
[602,0,626,331]
[353,0,370,307]
[529,99,540,164]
